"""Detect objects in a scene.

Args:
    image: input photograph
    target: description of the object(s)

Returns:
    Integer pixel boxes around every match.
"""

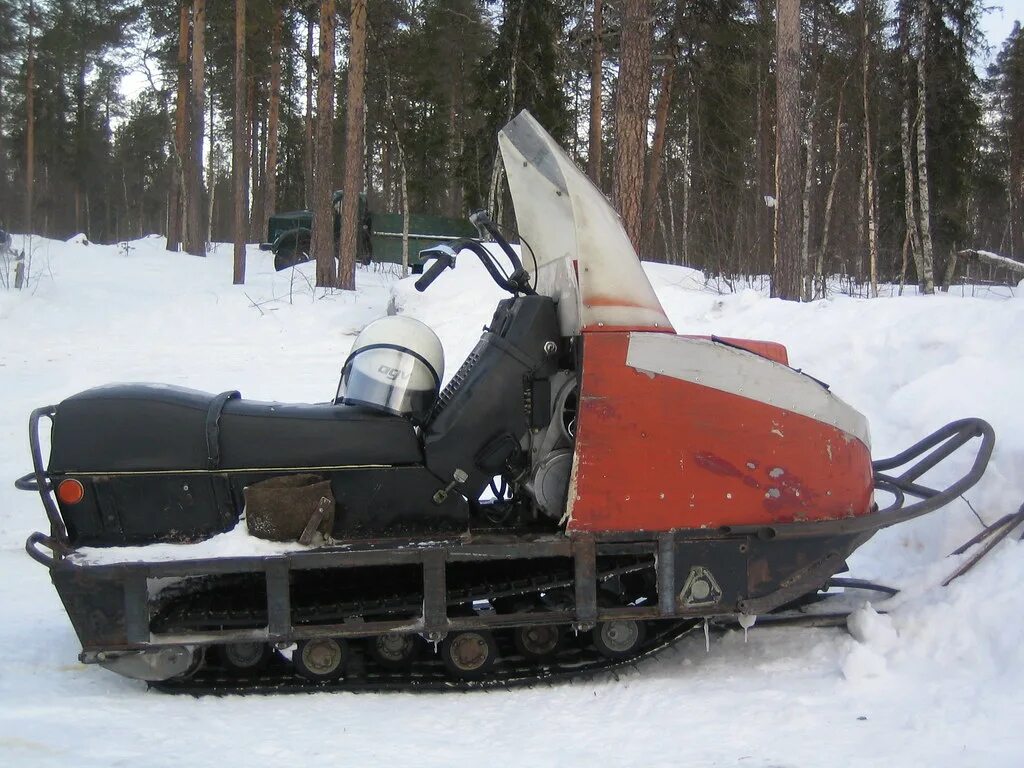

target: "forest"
[0,0,1020,297]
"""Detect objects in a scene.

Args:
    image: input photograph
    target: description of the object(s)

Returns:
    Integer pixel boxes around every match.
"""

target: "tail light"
[57,478,85,505]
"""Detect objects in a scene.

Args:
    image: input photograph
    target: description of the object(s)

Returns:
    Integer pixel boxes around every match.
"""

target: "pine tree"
[338,0,367,292]
[612,0,654,253]
[773,0,802,299]
[588,0,604,185]
[185,0,207,256]
[232,0,246,284]
[469,0,568,220]
[641,1,688,259]
[311,0,337,288]
[262,1,282,230]
[167,0,190,252]
[24,0,36,236]
[983,23,1024,258]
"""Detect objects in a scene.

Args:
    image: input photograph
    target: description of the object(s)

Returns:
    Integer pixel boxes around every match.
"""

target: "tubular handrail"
[22,405,68,544]
[25,531,68,568]
[870,418,995,528]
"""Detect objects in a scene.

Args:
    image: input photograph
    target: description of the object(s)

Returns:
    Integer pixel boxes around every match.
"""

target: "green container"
[261,192,476,270]
[370,212,478,266]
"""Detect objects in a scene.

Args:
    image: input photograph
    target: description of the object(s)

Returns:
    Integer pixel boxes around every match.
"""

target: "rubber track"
[150,576,895,696]
[150,557,653,634]
[152,619,700,696]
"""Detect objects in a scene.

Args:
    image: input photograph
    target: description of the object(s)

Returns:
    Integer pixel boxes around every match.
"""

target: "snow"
[2,234,1024,766]
[73,522,316,565]
[969,248,1024,273]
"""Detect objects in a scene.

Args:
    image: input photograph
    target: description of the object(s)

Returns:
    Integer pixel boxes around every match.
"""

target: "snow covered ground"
[1,234,1023,767]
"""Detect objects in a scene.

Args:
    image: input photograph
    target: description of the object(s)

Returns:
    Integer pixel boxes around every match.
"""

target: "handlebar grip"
[414,254,453,292]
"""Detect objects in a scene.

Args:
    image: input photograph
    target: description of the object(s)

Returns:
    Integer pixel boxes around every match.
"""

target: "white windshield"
[498,110,673,336]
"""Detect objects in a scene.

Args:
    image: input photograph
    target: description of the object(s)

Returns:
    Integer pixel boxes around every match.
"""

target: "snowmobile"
[17,111,994,691]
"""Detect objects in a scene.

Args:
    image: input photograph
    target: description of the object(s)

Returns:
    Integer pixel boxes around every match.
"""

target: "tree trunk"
[817,78,847,299]
[667,140,679,264]
[681,107,691,265]
[381,56,410,276]
[338,0,368,291]
[800,79,817,301]
[232,0,247,284]
[206,92,215,244]
[901,27,925,290]
[247,76,260,241]
[856,150,866,283]
[167,0,189,251]
[642,72,675,259]
[24,0,35,236]
[914,0,936,293]
[754,0,774,277]
[399,146,410,277]
[74,51,86,236]
[862,2,879,297]
[588,0,604,185]
[447,72,463,217]
[801,6,821,300]
[304,9,315,209]
[772,0,802,300]
[185,0,207,257]
[489,2,524,219]
[613,0,654,253]
[641,2,686,260]
[312,0,337,288]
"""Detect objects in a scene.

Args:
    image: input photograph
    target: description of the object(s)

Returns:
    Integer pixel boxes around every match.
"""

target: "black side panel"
[51,568,129,649]
[668,532,871,615]
[331,466,469,536]
[423,296,561,498]
[85,475,237,546]
[224,466,467,538]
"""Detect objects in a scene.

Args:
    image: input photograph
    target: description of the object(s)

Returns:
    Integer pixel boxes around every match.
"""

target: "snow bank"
[2,234,1023,767]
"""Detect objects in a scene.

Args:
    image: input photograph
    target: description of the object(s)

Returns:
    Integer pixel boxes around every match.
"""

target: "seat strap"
[206,391,241,470]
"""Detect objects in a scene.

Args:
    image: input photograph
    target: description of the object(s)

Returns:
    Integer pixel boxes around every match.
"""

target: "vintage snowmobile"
[17,111,993,691]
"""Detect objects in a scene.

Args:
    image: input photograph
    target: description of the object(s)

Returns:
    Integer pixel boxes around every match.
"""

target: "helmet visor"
[337,345,441,422]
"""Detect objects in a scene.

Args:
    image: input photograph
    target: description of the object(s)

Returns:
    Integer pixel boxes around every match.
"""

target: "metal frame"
[18,414,994,662]
[66,535,600,657]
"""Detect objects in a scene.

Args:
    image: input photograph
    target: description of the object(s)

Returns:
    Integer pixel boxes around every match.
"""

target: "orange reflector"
[57,478,85,505]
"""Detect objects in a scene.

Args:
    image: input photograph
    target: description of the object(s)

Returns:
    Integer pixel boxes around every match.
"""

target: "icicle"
[738,613,757,643]
[703,618,710,653]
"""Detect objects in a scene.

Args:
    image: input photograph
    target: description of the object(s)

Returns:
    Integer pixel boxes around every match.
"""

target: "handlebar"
[414,247,455,292]
[414,222,536,296]
[469,210,524,269]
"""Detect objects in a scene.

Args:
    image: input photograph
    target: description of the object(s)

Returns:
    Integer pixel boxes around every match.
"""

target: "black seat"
[219,398,421,468]
[48,384,422,473]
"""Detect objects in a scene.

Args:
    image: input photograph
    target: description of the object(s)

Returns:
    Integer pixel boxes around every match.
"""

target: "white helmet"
[336,315,445,422]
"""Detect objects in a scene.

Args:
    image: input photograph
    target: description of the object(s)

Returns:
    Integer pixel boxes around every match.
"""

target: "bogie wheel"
[593,620,647,660]
[293,638,348,681]
[513,624,563,660]
[368,633,422,670]
[218,642,273,676]
[174,646,206,681]
[440,630,498,679]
